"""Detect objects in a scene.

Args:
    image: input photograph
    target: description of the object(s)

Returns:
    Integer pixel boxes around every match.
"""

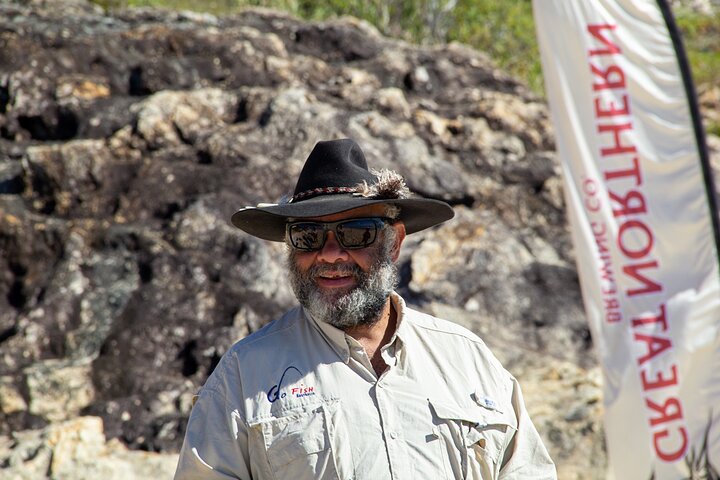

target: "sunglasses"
[286,217,392,251]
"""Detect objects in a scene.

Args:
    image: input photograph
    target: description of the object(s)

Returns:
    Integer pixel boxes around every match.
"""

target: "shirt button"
[389,432,398,439]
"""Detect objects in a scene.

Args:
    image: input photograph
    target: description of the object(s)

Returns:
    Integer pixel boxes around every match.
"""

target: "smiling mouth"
[318,272,352,279]
[314,270,357,289]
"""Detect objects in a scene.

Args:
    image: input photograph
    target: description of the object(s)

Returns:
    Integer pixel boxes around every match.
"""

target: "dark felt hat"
[231,138,454,241]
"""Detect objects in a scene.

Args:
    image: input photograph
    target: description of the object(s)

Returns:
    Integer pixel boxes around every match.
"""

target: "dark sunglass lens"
[290,223,325,250]
[336,219,379,249]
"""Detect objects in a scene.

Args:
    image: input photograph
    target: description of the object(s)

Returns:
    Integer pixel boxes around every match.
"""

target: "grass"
[675,8,720,88]
[447,1,542,93]
[674,8,720,136]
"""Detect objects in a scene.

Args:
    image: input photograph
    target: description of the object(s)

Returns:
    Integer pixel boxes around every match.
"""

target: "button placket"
[347,340,377,381]
[375,382,404,480]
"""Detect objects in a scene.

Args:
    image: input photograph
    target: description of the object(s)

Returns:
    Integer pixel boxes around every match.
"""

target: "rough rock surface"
[0,0,718,478]
[0,416,178,479]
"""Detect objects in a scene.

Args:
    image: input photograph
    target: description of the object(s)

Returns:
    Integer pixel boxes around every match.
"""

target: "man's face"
[287,205,406,329]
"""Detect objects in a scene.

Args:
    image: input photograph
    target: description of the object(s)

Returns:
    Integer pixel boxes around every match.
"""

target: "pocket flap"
[260,405,329,468]
[429,399,505,428]
[429,398,513,468]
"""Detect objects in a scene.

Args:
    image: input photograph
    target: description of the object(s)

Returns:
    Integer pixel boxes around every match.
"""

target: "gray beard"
[287,237,399,329]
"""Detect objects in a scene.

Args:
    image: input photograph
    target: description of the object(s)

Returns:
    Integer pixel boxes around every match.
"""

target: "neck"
[343,297,397,375]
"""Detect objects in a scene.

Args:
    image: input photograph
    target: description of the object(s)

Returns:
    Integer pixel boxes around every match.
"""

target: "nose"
[316,231,349,263]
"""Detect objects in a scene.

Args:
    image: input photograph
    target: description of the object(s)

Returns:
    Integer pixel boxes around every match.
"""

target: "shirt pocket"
[429,399,513,480]
[254,400,354,480]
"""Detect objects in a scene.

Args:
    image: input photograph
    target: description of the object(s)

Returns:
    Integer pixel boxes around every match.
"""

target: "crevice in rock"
[208,268,220,283]
[402,72,414,90]
[420,192,474,208]
[172,122,192,146]
[55,107,79,140]
[235,242,248,260]
[258,105,273,127]
[0,125,11,139]
[109,197,121,216]
[138,260,153,284]
[450,194,475,208]
[8,259,27,277]
[397,259,412,292]
[0,83,9,115]
[15,108,79,141]
[178,340,199,377]
[196,149,212,164]
[155,201,182,220]
[17,115,51,141]
[532,182,546,194]
[6,261,27,309]
[128,66,151,96]
[533,318,546,328]
[0,324,18,344]
[206,351,221,377]
[0,173,25,195]
[575,326,594,351]
[26,164,56,215]
[234,98,248,123]
[7,280,26,309]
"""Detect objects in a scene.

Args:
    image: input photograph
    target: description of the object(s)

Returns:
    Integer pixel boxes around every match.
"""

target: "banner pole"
[655,0,720,267]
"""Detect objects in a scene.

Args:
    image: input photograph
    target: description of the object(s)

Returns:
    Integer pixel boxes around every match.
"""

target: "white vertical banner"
[533,0,720,478]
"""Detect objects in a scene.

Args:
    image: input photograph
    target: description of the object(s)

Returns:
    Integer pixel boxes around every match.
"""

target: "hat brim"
[231,194,454,242]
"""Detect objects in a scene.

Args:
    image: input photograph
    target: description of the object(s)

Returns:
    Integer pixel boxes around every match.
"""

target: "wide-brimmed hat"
[231,138,454,241]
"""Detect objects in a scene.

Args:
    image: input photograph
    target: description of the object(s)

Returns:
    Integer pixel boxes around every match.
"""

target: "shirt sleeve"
[499,377,558,479]
[173,387,252,480]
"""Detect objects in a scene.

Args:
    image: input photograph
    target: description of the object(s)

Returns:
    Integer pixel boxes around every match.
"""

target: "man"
[174,138,556,479]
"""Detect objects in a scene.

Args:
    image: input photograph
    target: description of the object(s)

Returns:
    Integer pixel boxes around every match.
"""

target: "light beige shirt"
[174,293,556,480]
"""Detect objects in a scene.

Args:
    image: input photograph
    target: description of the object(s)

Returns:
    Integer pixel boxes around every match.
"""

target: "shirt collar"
[380,293,409,354]
[304,292,409,364]
[305,307,351,362]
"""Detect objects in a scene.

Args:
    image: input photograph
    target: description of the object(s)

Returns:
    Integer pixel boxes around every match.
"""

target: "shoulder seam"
[234,312,300,349]
[413,322,484,344]
[406,309,484,345]
[198,385,249,424]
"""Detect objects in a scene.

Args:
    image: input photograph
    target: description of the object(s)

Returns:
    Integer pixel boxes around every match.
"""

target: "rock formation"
[0,0,717,478]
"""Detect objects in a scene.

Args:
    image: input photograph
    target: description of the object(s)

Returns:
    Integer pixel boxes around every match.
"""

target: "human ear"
[390,223,406,262]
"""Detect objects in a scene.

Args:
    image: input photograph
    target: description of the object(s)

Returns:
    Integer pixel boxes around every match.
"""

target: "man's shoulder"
[201,306,305,392]
[404,304,486,346]
[403,304,508,374]
[232,305,304,351]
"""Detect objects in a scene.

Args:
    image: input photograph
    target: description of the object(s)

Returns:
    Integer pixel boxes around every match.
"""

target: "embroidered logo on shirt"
[473,390,502,413]
[267,366,317,402]
[480,396,498,410]
[290,384,315,398]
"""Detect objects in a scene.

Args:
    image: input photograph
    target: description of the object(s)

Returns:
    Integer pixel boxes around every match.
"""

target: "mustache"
[306,263,363,278]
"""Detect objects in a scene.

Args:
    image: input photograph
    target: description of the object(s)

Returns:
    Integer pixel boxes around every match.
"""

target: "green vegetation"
[674,8,720,135]
[675,8,720,89]
[447,1,541,92]
[91,0,717,102]
[92,0,544,92]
